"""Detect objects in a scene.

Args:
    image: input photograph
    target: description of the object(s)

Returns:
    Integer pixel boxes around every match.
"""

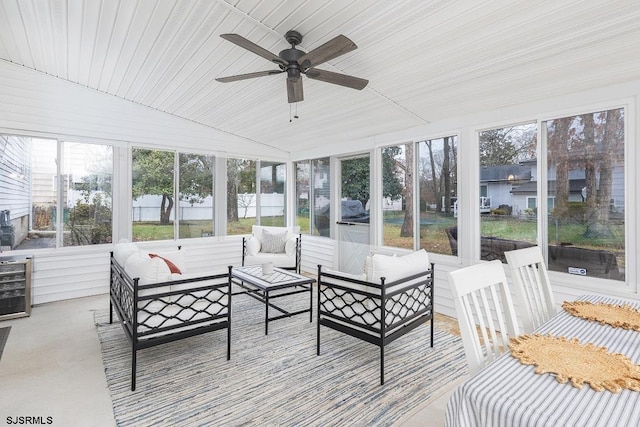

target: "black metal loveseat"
[109,242,232,391]
[317,249,434,385]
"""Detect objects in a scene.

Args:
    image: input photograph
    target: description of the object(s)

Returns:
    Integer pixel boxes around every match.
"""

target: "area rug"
[0,326,10,361]
[95,293,467,426]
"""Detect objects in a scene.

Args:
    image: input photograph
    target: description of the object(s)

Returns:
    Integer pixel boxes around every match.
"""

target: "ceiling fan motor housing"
[279,47,305,80]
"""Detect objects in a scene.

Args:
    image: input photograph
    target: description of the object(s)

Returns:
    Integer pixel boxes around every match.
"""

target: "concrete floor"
[0,295,115,427]
[0,294,466,427]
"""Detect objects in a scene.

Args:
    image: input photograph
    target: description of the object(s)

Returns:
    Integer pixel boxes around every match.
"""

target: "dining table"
[445,294,640,427]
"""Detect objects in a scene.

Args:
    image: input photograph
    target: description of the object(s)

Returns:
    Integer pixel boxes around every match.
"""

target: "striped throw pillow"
[261,229,287,253]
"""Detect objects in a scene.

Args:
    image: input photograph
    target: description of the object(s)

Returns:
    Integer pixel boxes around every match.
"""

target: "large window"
[544,108,625,281]
[295,158,330,236]
[0,135,113,250]
[178,153,214,239]
[132,149,215,241]
[132,148,175,241]
[478,123,537,261]
[381,144,414,249]
[227,158,256,235]
[259,161,286,226]
[63,142,113,246]
[418,135,458,255]
[475,109,626,282]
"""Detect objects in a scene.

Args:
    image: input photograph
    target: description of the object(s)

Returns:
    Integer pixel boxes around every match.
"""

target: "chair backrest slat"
[505,246,555,333]
[448,260,520,375]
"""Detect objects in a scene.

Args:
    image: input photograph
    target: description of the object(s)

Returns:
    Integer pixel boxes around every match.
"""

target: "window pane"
[418,136,458,255]
[132,148,175,241]
[227,158,256,235]
[259,161,285,226]
[178,153,214,239]
[295,161,311,234]
[340,156,370,223]
[311,158,331,237]
[63,142,113,246]
[382,144,414,249]
[0,136,56,250]
[478,123,537,262]
[545,108,625,281]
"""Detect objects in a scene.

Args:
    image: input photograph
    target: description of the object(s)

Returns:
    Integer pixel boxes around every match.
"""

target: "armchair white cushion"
[243,225,301,271]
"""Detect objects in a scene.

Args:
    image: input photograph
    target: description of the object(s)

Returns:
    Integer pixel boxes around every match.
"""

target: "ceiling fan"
[216,30,368,103]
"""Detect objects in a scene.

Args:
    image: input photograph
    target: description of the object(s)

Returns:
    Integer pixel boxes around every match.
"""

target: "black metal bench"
[109,252,232,391]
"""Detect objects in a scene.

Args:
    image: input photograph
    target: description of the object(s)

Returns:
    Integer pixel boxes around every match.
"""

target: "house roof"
[0,1,639,156]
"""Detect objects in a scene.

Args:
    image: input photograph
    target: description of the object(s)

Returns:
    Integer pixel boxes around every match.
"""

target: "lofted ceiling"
[0,0,639,155]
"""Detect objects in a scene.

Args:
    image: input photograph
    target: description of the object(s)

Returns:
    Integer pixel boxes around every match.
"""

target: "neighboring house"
[0,135,32,247]
[480,159,625,216]
[480,164,531,214]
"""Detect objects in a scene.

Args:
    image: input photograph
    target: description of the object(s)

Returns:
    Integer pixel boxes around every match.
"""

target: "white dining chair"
[447,260,520,375]
[505,246,556,333]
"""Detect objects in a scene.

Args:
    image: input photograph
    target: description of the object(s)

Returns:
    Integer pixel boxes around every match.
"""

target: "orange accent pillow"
[148,253,182,274]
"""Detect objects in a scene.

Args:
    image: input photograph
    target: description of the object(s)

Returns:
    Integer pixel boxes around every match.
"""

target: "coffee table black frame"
[232,265,314,334]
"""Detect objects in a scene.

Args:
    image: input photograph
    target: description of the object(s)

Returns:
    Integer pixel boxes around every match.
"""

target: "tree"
[340,150,404,214]
[341,157,370,208]
[381,147,404,201]
[132,149,213,225]
[132,149,174,224]
[479,126,535,166]
[583,109,623,238]
[68,174,113,245]
[419,136,457,215]
[399,143,414,237]
[178,153,213,205]
[442,136,453,214]
[227,159,256,222]
[547,117,573,219]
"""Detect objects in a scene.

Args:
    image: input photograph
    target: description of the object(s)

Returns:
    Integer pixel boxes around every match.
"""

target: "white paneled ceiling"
[1,0,639,155]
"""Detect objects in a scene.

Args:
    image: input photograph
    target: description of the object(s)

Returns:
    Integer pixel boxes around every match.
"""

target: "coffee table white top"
[232,265,314,290]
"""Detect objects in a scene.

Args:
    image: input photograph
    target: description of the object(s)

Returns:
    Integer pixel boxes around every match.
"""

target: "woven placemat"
[562,300,640,331]
[509,334,640,393]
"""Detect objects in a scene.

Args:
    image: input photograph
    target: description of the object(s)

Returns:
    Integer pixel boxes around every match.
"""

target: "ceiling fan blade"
[220,34,287,66]
[305,68,368,90]
[216,70,283,83]
[297,35,357,69]
[287,78,304,103]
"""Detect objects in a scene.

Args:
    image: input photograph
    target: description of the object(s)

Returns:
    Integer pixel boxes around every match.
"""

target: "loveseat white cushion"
[124,251,172,286]
[113,241,187,285]
[370,249,430,283]
[244,225,300,267]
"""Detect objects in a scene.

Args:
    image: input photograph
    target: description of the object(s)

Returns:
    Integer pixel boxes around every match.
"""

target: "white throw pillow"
[261,229,287,253]
[371,249,430,283]
[113,241,139,266]
[246,237,261,256]
[147,249,186,274]
[284,236,297,256]
[252,225,300,243]
[124,252,171,285]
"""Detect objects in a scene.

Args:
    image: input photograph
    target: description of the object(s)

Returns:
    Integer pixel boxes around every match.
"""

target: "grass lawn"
[133,213,624,262]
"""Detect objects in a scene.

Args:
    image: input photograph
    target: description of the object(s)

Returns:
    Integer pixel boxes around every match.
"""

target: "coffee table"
[232,265,314,335]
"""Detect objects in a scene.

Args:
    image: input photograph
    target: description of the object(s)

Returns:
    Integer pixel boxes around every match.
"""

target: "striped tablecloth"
[445,295,640,427]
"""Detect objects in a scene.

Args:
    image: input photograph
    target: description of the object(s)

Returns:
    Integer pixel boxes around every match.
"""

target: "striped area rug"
[95,293,466,426]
